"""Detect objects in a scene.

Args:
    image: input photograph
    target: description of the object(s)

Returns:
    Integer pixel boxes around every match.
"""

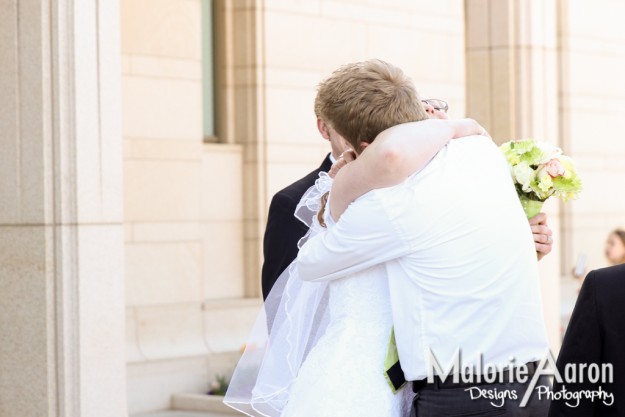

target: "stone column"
[215,0,267,297]
[0,1,126,416]
[465,0,563,352]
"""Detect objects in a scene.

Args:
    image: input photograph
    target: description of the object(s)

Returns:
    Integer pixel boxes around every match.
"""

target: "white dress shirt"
[297,135,549,381]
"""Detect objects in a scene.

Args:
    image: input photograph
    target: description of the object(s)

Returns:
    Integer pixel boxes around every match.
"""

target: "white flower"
[513,162,536,192]
[535,142,562,164]
[535,167,554,197]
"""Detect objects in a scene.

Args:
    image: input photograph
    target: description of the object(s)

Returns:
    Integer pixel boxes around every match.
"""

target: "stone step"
[171,393,238,415]
[133,410,233,417]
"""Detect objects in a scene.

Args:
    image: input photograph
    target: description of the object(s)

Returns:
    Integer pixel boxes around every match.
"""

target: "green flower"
[500,139,583,204]
[535,167,553,194]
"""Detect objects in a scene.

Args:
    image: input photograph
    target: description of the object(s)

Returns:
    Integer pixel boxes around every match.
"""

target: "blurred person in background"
[572,229,625,285]
[605,229,625,265]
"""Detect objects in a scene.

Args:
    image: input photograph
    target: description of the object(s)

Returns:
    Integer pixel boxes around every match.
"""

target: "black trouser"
[410,366,551,417]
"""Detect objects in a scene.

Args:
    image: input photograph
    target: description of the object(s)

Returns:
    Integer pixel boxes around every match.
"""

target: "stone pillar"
[215,0,267,297]
[465,0,563,352]
[0,1,126,416]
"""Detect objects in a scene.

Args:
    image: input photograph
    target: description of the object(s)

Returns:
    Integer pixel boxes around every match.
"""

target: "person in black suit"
[549,264,625,416]
[261,118,348,299]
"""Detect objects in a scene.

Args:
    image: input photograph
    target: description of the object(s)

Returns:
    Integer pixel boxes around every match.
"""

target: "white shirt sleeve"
[296,191,411,282]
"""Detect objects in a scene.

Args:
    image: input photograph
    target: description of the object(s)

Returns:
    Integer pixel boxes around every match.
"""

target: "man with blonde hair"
[262,59,430,299]
[314,59,429,153]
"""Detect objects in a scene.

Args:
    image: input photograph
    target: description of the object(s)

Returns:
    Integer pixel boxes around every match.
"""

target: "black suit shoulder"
[261,155,332,299]
[585,263,625,296]
[583,264,625,346]
[581,265,625,328]
[272,158,332,206]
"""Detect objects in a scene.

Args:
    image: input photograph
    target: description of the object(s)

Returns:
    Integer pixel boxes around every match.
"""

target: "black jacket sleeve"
[549,272,602,416]
[261,192,309,300]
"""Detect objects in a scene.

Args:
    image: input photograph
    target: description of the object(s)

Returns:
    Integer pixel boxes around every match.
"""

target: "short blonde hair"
[314,59,428,151]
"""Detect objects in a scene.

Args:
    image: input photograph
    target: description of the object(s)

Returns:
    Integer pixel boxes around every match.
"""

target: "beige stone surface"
[231,10,261,68]
[0,125,20,224]
[127,356,210,414]
[0,0,19,220]
[566,0,625,42]
[129,55,203,80]
[202,299,261,353]
[264,87,318,144]
[124,159,202,222]
[488,0,512,48]
[262,140,327,223]
[201,145,244,221]
[264,10,367,71]
[265,161,323,200]
[126,298,256,413]
[171,393,238,415]
[135,303,208,360]
[125,299,259,412]
[132,222,204,242]
[320,1,419,25]
[0,226,52,417]
[465,50,492,129]
[560,0,625,274]
[122,76,203,141]
[1,1,127,416]
[465,0,489,49]
[265,142,328,166]
[126,241,204,306]
[488,48,516,141]
[135,410,230,417]
[566,51,625,95]
[127,307,147,362]
[263,67,325,90]
[125,138,205,161]
[202,221,245,299]
[264,0,321,15]
[121,0,201,59]
[0,0,50,226]
[77,225,127,417]
[567,169,625,215]
[567,109,625,154]
[120,2,254,412]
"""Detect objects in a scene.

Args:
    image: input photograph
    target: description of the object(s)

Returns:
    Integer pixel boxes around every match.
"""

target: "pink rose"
[545,159,565,178]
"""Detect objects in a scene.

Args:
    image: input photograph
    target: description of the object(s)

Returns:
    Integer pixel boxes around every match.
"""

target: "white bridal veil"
[224,173,334,417]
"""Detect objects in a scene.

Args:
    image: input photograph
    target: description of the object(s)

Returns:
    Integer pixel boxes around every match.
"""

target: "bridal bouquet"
[500,139,583,218]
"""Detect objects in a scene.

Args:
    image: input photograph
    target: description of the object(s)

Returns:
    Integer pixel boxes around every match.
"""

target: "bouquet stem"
[519,196,544,219]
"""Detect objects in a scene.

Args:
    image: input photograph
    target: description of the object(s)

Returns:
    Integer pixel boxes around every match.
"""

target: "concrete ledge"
[134,411,226,417]
[172,393,238,415]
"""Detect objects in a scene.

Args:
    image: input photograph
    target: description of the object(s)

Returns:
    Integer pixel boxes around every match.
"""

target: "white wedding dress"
[224,174,411,417]
[281,264,411,417]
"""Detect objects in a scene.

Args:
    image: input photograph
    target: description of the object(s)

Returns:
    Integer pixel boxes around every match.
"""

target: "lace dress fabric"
[281,191,411,416]
[224,172,411,417]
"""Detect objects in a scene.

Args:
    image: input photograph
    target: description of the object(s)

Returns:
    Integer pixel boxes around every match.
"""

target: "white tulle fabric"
[224,172,411,417]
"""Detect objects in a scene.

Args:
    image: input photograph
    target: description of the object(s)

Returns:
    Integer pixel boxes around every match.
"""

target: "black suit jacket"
[549,264,625,416]
[261,155,333,299]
